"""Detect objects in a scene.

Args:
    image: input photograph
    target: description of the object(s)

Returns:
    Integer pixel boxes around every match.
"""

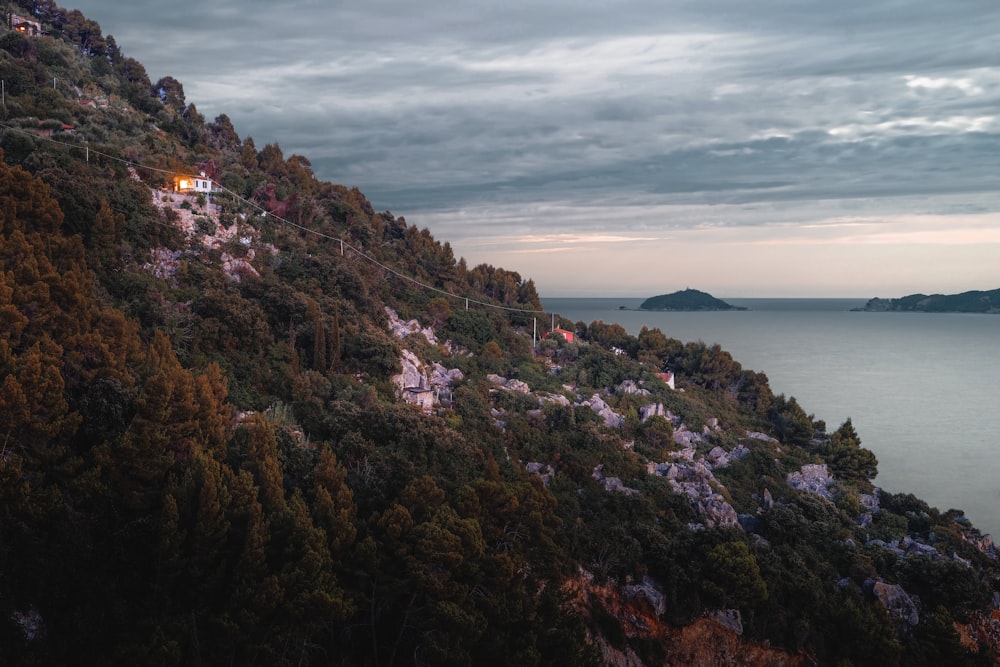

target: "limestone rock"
[624,576,667,617]
[538,392,571,406]
[673,428,703,448]
[487,374,532,393]
[526,462,555,486]
[385,306,438,344]
[616,380,649,396]
[429,362,463,389]
[711,609,744,636]
[392,349,426,391]
[582,393,624,428]
[593,465,639,495]
[787,463,835,500]
[872,581,920,627]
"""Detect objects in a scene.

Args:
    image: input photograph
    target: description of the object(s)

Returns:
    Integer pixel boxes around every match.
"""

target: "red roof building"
[656,371,675,390]
[548,328,575,343]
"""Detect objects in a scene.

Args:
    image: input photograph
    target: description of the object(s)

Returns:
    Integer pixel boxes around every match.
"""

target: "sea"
[541,297,1000,538]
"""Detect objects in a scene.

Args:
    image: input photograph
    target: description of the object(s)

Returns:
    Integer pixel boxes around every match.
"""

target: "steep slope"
[1,5,998,666]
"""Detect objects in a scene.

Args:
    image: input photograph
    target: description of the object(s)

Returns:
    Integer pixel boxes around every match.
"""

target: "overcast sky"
[71,1,1000,297]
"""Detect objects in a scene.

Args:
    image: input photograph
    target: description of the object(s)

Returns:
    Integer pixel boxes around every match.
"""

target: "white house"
[656,371,675,390]
[12,15,42,36]
[173,172,215,194]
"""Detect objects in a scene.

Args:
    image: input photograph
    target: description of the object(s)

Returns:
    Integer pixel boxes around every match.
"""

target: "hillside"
[1,4,998,666]
[639,288,746,311]
[857,288,1000,314]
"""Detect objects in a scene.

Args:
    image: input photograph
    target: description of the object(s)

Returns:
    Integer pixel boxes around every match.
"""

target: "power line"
[0,122,547,315]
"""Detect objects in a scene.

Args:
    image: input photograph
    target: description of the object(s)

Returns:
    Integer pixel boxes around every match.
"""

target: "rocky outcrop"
[639,403,675,423]
[650,459,740,530]
[538,391,572,406]
[392,349,426,391]
[429,362,463,389]
[872,581,920,628]
[221,251,259,282]
[563,571,807,667]
[487,374,531,393]
[616,380,649,396]
[526,462,555,486]
[956,608,1000,659]
[582,393,625,428]
[964,532,998,559]
[385,307,438,344]
[786,464,835,500]
[673,426,704,448]
[594,465,640,495]
[706,445,749,469]
[624,576,668,617]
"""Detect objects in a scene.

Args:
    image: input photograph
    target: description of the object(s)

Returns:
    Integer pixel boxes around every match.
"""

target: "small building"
[11,15,42,36]
[173,172,215,194]
[656,371,675,390]
[403,386,435,413]
[547,328,575,344]
[34,121,75,137]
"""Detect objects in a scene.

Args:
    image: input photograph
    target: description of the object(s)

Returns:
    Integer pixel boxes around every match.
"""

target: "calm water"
[542,297,1000,537]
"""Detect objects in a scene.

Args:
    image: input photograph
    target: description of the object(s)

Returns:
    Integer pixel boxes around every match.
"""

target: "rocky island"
[640,288,747,311]
[855,288,1000,313]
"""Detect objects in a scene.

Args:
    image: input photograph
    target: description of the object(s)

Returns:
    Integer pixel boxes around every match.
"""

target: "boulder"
[673,429,703,447]
[616,380,649,396]
[582,393,624,428]
[593,465,639,495]
[624,576,667,617]
[873,581,920,627]
[385,306,437,344]
[392,349,426,391]
[526,462,555,486]
[711,609,743,636]
[787,463,835,500]
[429,362,463,389]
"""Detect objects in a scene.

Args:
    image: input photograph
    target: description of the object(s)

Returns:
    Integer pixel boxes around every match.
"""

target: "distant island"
[854,288,1000,313]
[639,288,747,311]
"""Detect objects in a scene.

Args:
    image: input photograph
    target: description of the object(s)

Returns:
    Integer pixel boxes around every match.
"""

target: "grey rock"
[526,462,555,486]
[873,582,920,627]
[582,394,624,428]
[616,380,650,396]
[787,463,835,500]
[711,609,743,636]
[624,576,667,617]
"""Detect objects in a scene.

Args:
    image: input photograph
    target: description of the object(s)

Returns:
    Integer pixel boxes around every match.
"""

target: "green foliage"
[1,19,997,665]
[701,540,768,609]
[443,307,497,349]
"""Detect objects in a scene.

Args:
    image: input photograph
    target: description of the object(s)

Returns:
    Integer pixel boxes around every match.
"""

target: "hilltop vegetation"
[857,288,1000,314]
[1,4,998,666]
[639,288,746,311]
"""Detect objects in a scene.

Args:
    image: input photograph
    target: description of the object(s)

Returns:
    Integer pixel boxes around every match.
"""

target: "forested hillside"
[1,3,998,665]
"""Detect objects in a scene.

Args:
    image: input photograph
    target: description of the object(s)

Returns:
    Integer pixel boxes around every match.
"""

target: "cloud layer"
[75,0,1000,295]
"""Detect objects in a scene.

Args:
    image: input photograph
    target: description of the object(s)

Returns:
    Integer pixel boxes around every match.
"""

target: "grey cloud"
[71,0,1000,248]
